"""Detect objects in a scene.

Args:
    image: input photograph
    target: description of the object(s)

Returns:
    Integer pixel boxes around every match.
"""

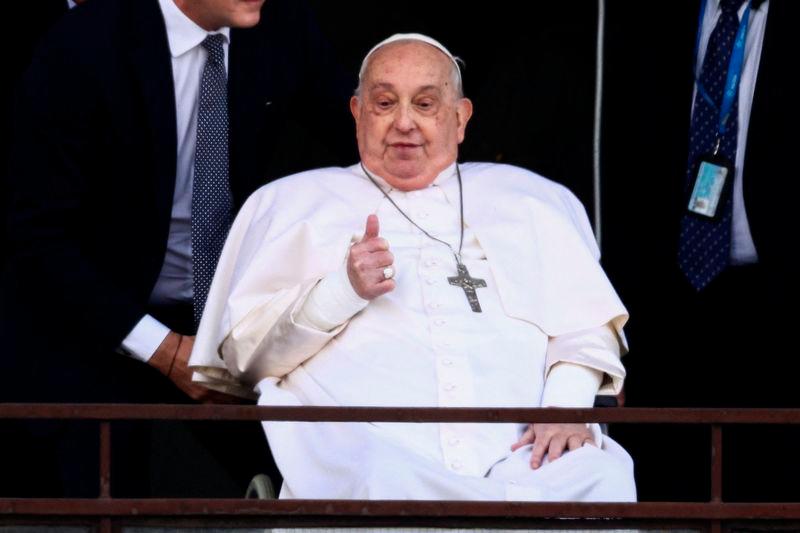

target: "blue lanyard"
[694,0,752,137]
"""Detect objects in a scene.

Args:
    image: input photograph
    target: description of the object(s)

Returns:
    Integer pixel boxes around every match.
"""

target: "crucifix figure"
[448,263,487,312]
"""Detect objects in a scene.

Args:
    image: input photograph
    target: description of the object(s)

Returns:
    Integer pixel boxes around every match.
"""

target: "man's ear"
[456,98,473,144]
[350,96,361,123]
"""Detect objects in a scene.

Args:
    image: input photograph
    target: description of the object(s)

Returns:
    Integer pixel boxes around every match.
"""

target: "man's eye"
[376,100,393,109]
[416,100,435,110]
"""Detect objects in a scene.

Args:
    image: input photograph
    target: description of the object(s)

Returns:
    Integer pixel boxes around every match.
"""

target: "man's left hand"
[510,423,595,469]
[150,333,242,404]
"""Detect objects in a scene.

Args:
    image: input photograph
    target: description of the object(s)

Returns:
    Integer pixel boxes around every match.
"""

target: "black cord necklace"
[360,163,487,312]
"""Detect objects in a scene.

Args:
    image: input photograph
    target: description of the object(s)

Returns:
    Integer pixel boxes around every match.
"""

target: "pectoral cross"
[448,263,487,313]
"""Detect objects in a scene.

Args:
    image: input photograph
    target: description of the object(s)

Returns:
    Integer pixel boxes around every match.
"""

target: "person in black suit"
[2,0,73,266]
[1,0,77,498]
[2,0,354,497]
[600,0,798,502]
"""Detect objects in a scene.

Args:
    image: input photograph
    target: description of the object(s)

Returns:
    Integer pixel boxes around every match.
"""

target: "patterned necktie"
[678,0,744,291]
[192,34,233,326]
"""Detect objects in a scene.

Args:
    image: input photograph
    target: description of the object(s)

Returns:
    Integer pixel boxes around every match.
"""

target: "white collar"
[709,0,761,19]
[357,162,458,192]
[157,0,230,58]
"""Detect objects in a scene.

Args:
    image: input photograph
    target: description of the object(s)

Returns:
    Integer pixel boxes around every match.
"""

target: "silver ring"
[382,266,395,280]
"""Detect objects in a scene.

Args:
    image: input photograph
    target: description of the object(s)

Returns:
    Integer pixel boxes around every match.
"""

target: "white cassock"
[190,162,636,502]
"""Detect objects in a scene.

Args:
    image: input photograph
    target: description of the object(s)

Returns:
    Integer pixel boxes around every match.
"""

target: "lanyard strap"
[694,0,752,136]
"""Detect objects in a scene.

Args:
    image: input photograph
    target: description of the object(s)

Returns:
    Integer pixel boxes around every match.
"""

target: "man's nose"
[392,104,416,132]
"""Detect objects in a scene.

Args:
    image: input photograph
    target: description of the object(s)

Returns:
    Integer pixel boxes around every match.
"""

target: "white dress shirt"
[696,0,769,264]
[120,0,230,362]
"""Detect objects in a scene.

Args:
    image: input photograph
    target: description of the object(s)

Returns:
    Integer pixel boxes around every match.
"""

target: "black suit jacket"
[600,0,798,407]
[2,0,355,402]
[2,0,70,266]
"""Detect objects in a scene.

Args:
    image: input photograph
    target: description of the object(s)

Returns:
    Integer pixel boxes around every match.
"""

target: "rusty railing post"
[711,424,723,502]
[99,420,112,533]
[710,423,723,533]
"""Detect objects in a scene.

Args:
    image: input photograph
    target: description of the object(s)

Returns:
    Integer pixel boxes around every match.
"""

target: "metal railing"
[2,404,800,532]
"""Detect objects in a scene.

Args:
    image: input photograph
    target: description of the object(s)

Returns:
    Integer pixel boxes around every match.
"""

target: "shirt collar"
[158,0,231,58]
[358,162,458,192]
[710,0,765,18]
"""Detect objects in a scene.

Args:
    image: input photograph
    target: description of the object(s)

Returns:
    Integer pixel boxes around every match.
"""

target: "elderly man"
[191,34,635,501]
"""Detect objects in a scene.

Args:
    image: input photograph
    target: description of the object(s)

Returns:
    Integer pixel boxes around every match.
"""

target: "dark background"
[307,1,600,218]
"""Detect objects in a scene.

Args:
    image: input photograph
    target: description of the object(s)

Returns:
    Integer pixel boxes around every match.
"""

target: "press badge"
[687,155,733,219]
[683,0,750,220]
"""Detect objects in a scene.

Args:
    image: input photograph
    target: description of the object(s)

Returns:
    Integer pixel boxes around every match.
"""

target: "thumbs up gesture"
[347,214,396,300]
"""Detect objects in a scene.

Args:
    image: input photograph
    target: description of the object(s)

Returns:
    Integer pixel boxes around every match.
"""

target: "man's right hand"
[511,423,595,469]
[347,214,396,300]
[149,332,240,403]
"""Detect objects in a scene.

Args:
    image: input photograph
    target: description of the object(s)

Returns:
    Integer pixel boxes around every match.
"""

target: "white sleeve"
[221,265,368,381]
[119,314,170,363]
[294,262,369,332]
[541,358,606,448]
[541,361,603,408]
[545,322,626,395]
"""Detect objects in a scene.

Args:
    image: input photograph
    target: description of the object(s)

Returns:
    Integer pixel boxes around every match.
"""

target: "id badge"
[687,154,734,219]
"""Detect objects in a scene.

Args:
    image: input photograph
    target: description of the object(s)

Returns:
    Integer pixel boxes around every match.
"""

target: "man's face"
[174,0,265,31]
[350,42,473,191]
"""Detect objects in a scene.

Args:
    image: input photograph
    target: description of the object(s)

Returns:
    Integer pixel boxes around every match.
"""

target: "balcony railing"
[2,404,800,532]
